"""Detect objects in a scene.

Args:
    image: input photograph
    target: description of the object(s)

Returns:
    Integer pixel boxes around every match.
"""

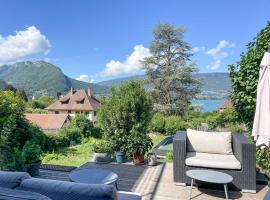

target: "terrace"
[37,161,268,200]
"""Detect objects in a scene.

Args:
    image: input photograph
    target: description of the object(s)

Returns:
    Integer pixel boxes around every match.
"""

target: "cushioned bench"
[0,171,141,200]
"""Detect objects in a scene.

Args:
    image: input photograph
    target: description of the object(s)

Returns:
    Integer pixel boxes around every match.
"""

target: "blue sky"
[0,0,269,82]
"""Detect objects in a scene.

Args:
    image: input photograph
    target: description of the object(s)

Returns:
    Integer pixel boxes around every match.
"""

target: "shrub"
[256,148,270,175]
[0,91,47,170]
[98,81,153,157]
[164,116,186,135]
[47,132,70,150]
[22,142,42,164]
[92,140,113,154]
[69,114,94,138]
[149,113,165,133]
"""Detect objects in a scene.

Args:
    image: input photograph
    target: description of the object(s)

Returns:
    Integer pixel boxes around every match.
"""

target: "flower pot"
[115,152,125,164]
[93,153,112,164]
[27,163,41,176]
[133,154,145,165]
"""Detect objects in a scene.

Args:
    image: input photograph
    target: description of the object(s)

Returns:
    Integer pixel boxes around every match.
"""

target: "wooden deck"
[38,162,269,200]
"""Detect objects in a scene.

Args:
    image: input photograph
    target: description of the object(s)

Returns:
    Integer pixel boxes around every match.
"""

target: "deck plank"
[37,162,268,200]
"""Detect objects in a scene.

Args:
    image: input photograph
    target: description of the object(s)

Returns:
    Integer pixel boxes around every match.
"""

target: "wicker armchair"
[173,131,256,193]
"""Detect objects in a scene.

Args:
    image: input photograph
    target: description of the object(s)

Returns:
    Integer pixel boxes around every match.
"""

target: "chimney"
[87,88,92,97]
[70,87,74,95]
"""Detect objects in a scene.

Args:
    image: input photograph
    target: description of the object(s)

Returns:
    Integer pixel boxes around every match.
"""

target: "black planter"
[27,163,41,176]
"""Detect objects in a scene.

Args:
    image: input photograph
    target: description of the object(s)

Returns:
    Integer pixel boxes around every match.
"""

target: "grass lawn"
[42,133,166,167]
[42,142,94,167]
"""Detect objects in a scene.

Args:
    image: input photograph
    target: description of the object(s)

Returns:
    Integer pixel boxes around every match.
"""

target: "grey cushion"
[17,178,117,200]
[0,186,51,200]
[0,171,30,189]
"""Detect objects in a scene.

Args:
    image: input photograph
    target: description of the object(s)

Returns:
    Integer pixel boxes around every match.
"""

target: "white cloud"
[208,60,221,70]
[100,44,151,76]
[192,46,206,53]
[205,40,235,70]
[0,26,51,65]
[206,40,235,59]
[76,74,95,83]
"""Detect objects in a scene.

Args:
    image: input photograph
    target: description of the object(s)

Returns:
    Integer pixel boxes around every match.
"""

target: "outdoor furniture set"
[173,129,257,199]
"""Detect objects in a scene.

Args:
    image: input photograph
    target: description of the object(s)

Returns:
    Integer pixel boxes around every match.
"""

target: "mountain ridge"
[0,61,110,97]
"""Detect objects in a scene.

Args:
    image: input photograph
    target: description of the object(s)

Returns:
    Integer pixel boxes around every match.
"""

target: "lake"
[192,99,226,112]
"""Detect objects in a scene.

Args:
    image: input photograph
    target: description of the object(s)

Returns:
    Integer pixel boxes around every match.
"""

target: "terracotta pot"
[133,154,144,165]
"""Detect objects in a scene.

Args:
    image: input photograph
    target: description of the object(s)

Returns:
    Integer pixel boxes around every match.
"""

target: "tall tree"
[229,22,270,128]
[142,23,201,116]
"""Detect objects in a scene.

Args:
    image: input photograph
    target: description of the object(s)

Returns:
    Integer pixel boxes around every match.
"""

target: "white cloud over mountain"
[76,74,95,83]
[0,26,51,65]
[100,44,151,76]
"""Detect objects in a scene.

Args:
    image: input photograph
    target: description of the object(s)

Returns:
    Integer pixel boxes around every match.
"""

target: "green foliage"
[92,140,113,153]
[142,23,201,116]
[69,114,95,138]
[22,142,42,164]
[46,132,70,150]
[149,113,166,133]
[0,91,47,170]
[229,22,270,128]
[28,96,54,109]
[125,128,153,156]
[164,115,186,135]
[165,151,173,162]
[98,81,153,157]
[256,148,270,175]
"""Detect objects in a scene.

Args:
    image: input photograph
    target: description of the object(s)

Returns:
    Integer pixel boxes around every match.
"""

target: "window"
[68,110,71,114]
[55,111,59,114]
[94,111,97,116]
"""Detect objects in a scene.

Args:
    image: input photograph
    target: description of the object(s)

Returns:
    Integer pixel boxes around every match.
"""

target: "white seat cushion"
[185,152,241,170]
[187,129,232,155]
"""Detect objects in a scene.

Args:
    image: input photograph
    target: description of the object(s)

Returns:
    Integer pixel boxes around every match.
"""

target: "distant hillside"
[0,61,110,97]
[98,73,231,99]
[0,79,7,89]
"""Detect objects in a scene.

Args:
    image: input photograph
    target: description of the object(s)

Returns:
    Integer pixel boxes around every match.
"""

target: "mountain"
[0,61,110,97]
[98,73,231,99]
[0,79,7,89]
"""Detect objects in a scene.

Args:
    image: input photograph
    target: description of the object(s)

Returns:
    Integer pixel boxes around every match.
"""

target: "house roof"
[46,89,100,111]
[25,113,70,130]
[218,100,233,109]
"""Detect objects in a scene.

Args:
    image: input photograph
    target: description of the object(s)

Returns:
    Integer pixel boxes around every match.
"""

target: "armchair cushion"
[187,129,232,154]
[185,152,241,170]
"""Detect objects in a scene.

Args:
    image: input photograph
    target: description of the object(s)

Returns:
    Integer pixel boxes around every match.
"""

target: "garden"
[1,22,270,177]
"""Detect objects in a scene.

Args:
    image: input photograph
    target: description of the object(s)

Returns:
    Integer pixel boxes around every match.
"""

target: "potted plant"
[22,142,42,176]
[92,140,112,164]
[128,134,153,165]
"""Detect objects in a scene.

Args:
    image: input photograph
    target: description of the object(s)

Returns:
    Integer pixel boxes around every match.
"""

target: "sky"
[0,0,269,83]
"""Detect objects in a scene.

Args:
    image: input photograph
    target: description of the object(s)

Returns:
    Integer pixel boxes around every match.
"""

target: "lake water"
[192,99,226,112]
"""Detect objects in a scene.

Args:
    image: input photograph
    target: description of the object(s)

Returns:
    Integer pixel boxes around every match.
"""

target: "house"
[25,113,71,132]
[46,88,100,121]
[218,100,233,112]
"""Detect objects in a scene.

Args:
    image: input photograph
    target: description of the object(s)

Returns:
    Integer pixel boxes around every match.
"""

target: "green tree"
[142,23,201,116]
[69,113,94,138]
[0,91,47,170]
[229,22,270,128]
[98,81,153,157]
